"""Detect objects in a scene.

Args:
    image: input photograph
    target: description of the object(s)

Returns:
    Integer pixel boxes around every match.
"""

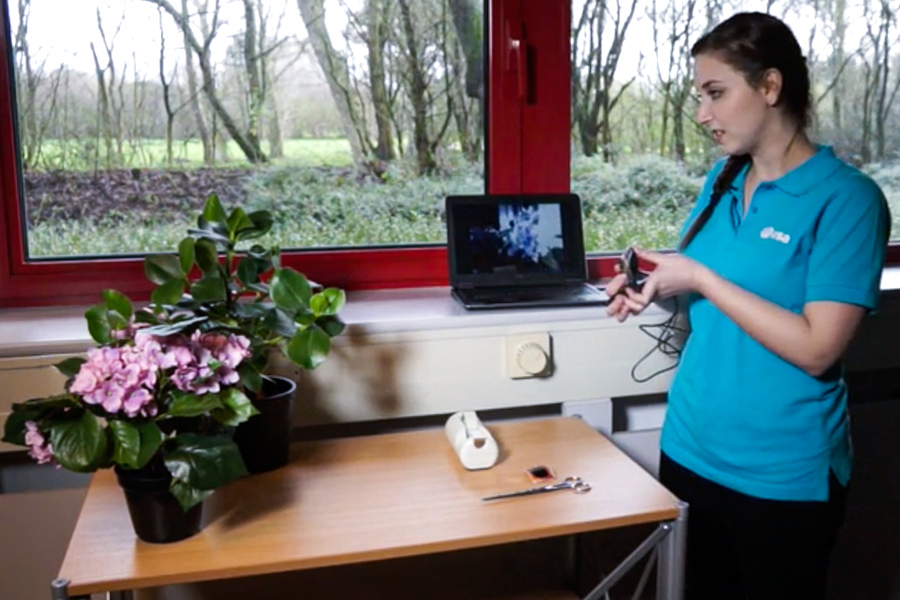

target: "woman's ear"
[762,68,783,107]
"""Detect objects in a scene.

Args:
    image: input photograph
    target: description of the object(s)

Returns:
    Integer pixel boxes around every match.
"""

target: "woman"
[606,12,889,600]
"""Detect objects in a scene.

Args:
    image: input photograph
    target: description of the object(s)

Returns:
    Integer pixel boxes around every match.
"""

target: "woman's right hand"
[605,274,651,322]
[605,265,652,321]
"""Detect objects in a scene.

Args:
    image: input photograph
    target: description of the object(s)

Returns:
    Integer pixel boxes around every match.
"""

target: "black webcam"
[618,246,648,292]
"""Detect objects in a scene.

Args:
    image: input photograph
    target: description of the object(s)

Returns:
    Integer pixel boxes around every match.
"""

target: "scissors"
[482,476,592,501]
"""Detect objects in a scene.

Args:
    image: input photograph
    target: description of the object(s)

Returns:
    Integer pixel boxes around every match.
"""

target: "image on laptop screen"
[456,202,568,276]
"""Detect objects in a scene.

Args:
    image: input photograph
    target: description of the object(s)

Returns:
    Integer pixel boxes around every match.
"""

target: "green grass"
[31,138,353,171]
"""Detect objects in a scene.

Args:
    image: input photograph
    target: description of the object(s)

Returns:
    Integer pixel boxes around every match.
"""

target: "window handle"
[506,22,528,101]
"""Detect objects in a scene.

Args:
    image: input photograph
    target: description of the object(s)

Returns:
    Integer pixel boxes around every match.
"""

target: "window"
[570,0,900,255]
[2,0,545,306]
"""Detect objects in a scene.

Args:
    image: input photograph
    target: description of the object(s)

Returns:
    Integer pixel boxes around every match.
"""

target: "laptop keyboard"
[464,285,595,304]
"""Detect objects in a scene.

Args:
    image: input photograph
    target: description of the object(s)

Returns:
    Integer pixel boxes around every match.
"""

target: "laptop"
[446,193,609,310]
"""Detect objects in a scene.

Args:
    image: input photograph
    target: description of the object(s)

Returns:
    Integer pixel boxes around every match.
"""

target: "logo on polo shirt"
[759,226,790,244]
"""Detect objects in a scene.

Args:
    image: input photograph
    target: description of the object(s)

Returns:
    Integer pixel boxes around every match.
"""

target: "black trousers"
[658,452,847,600]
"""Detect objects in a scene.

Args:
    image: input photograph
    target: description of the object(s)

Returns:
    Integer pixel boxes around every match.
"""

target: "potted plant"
[2,194,346,542]
[1,293,257,543]
[140,194,346,473]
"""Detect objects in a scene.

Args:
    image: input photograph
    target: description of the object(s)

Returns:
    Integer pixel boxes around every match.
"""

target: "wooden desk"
[53,417,685,600]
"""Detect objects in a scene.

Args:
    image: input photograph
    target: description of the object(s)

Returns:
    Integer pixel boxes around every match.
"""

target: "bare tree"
[146,0,267,163]
[90,7,127,168]
[571,0,639,162]
[446,0,483,124]
[182,0,213,164]
[14,0,39,169]
[158,7,190,164]
[365,0,396,162]
[296,0,369,165]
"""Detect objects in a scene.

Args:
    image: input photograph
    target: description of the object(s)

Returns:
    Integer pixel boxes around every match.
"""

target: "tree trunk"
[447,0,483,131]
[831,0,846,132]
[182,0,213,164]
[15,0,38,170]
[398,0,437,175]
[158,8,176,165]
[90,43,114,170]
[242,0,264,154]
[366,0,395,162]
[296,0,367,166]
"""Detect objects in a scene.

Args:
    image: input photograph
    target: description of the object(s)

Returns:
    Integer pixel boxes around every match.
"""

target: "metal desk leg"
[51,579,133,600]
[656,500,688,600]
[582,524,671,600]
[50,578,89,600]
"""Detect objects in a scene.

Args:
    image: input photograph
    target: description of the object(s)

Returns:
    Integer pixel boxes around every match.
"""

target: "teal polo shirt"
[662,146,889,501]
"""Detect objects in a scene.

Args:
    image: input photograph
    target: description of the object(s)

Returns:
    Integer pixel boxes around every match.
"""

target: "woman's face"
[694,53,773,155]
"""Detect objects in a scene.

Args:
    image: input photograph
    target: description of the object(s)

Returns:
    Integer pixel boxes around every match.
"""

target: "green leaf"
[140,315,209,337]
[191,276,227,302]
[264,306,298,337]
[226,207,254,241]
[194,238,220,275]
[165,433,248,491]
[247,243,273,261]
[109,420,141,469]
[55,357,86,378]
[84,304,111,345]
[212,388,260,427]
[189,226,230,246]
[169,479,213,512]
[135,422,164,469]
[232,301,271,320]
[134,310,162,325]
[3,395,81,446]
[287,326,332,370]
[270,268,311,312]
[236,255,263,286]
[202,193,228,224]
[2,409,33,446]
[242,211,274,241]
[294,309,315,327]
[239,364,263,394]
[103,289,133,320]
[318,315,347,338]
[107,310,129,331]
[152,278,186,306]
[178,237,196,275]
[145,254,184,285]
[167,391,225,418]
[310,288,346,316]
[50,412,107,472]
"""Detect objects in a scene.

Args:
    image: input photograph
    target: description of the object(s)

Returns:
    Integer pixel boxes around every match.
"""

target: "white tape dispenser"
[444,411,499,470]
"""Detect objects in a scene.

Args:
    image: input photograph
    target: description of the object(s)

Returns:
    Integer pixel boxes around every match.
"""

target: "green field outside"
[30,138,354,171]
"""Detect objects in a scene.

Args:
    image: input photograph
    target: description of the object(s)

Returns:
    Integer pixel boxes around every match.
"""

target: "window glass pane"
[572,0,900,253]
[10,0,484,259]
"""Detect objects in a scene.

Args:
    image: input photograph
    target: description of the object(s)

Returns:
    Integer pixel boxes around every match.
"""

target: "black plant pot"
[234,375,297,474]
[114,462,204,544]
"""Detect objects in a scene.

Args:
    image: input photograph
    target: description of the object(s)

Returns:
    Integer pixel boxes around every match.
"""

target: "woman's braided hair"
[679,12,811,251]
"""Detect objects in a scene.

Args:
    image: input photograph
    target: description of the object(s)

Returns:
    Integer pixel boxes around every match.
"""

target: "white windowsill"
[2,267,900,359]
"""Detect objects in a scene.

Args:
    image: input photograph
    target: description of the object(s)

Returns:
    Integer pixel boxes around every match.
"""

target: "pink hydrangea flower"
[69,330,251,417]
[24,421,53,465]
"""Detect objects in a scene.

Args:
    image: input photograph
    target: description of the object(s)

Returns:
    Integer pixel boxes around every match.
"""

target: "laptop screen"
[446,194,588,288]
